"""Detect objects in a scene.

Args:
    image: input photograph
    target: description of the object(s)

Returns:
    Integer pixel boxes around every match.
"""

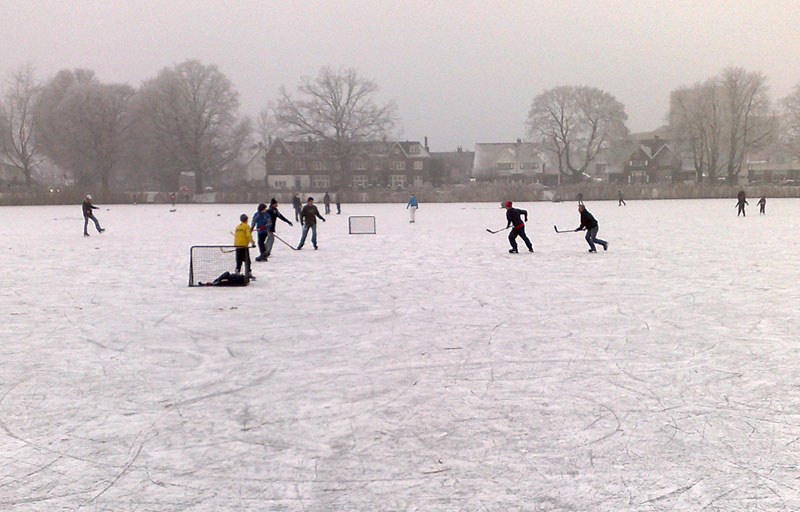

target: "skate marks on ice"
[2,201,800,509]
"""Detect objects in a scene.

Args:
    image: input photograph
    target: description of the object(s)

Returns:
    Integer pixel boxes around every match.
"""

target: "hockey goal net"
[348,216,376,234]
[189,245,242,286]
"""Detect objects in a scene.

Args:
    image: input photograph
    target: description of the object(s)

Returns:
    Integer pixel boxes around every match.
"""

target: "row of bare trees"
[0,62,399,194]
[6,60,800,192]
[525,67,800,184]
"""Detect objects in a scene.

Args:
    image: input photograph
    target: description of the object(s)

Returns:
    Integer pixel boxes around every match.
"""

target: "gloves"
[289,222,293,226]
[322,219,326,222]
[575,228,580,232]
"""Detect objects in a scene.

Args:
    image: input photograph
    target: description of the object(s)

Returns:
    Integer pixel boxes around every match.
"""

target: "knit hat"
[270,197,277,205]
[504,201,512,208]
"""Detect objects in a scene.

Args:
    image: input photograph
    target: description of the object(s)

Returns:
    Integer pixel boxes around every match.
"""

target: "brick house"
[623,136,681,184]
[430,147,474,184]
[472,140,556,185]
[247,138,442,191]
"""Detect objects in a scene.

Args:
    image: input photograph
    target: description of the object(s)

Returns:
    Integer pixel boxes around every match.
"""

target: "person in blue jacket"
[250,203,271,261]
[406,193,419,223]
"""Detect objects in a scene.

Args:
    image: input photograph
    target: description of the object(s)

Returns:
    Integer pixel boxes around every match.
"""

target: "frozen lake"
[2,198,800,510]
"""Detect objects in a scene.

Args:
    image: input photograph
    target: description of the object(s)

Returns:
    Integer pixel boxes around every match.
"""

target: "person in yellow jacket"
[234,213,255,279]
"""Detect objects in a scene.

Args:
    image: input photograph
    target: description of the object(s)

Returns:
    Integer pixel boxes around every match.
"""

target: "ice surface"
[2,199,800,510]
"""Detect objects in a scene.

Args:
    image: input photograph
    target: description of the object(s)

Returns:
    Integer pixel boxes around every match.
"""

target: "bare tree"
[36,70,133,191]
[720,67,775,183]
[527,85,629,183]
[670,80,726,182]
[781,82,800,159]
[274,67,397,187]
[0,64,41,186]
[135,60,250,193]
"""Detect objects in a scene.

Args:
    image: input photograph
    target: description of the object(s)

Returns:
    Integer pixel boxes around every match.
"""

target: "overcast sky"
[3,0,800,150]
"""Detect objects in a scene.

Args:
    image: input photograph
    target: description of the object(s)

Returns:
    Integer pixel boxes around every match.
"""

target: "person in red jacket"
[504,201,533,253]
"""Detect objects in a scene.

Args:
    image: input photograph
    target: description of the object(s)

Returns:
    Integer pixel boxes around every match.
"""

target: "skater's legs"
[311,224,318,248]
[585,228,597,251]
[257,232,267,257]
[298,225,310,248]
[508,229,519,251]
[83,216,89,235]
[519,228,533,251]
[409,206,417,222]
[265,231,275,255]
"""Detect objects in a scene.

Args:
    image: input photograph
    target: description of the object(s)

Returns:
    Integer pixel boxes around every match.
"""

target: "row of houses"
[243,133,800,192]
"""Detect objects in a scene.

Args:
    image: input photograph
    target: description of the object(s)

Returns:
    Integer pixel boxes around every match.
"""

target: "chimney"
[424,136,429,151]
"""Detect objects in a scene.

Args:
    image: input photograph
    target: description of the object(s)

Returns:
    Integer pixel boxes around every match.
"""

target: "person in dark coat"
[292,193,302,222]
[297,197,326,250]
[264,198,293,259]
[575,204,607,252]
[618,190,626,206]
[736,190,748,217]
[82,194,104,236]
[323,192,331,214]
[757,195,766,215]
[250,203,271,261]
[504,201,533,253]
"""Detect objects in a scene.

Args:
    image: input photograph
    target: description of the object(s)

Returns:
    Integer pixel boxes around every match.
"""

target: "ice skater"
[292,193,302,222]
[234,213,254,279]
[736,190,748,217]
[575,204,607,252]
[407,193,419,223]
[618,190,626,206]
[264,198,293,259]
[250,203,271,261]
[504,201,533,253]
[334,191,341,214]
[576,192,584,205]
[323,192,331,214]
[297,197,325,250]
[82,194,104,236]
[757,195,766,215]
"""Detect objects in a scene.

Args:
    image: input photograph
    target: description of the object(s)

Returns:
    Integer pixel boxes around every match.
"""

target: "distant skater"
[576,192,584,205]
[170,192,176,207]
[323,192,331,214]
[757,195,766,215]
[407,193,419,223]
[292,193,302,222]
[504,201,533,253]
[234,213,254,279]
[264,198,293,259]
[335,191,341,214]
[736,190,748,217]
[618,190,626,206]
[298,197,326,250]
[250,203,270,262]
[575,204,607,252]
[82,194,104,236]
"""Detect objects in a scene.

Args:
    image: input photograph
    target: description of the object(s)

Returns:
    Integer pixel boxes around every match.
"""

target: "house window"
[409,145,420,154]
[392,161,406,170]
[274,180,286,189]
[414,175,424,187]
[276,147,282,155]
[354,160,367,171]
[274,160,285,171]
[520,162,539,170]
[595,163,607,173]
[413,160,423,170]
[313,175,330,189]
[312,161,322,171]
[393,147,401,155]
[391,174,407,188]
[497,162,514,170]
[295,176,302,188]
[374,162,383,171]
[353,175,368,189]
[296,160,306,171]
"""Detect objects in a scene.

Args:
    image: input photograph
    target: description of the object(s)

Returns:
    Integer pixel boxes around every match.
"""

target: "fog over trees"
[3,57,800,192]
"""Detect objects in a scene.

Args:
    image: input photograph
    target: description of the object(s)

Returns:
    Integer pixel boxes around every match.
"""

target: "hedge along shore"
[1,182,797,206]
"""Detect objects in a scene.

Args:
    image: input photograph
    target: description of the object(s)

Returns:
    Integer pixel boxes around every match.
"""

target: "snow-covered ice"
[2,199,800,510]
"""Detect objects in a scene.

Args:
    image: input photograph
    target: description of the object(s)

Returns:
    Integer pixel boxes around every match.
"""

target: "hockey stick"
[272,233,299,250]
[486,226,510,234]
[219,244,256,254]
[553,225,576,233]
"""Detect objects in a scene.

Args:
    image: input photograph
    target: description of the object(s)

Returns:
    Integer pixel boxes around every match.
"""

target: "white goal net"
[348,216,376,234]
